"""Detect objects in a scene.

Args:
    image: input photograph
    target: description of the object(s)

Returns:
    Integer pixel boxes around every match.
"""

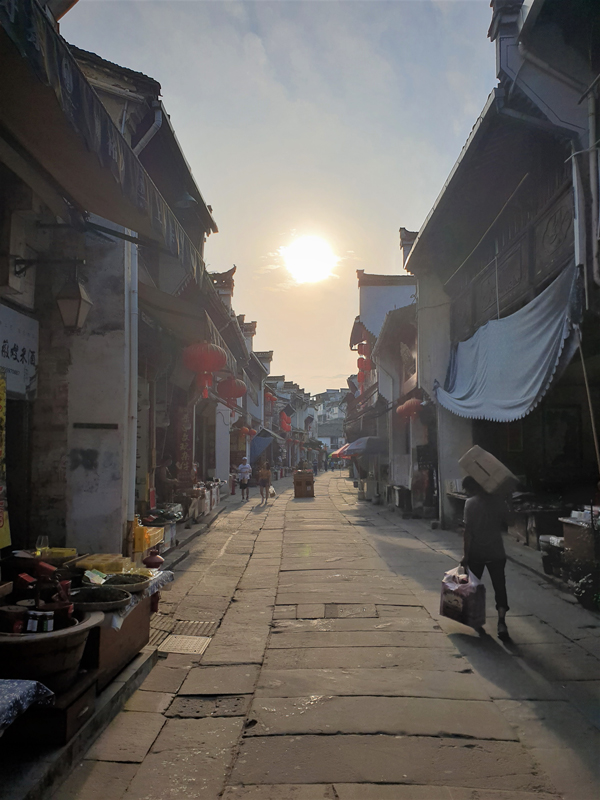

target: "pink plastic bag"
[440,566,486,629]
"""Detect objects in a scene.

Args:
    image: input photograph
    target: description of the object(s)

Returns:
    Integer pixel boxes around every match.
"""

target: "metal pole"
[494,239,500,319]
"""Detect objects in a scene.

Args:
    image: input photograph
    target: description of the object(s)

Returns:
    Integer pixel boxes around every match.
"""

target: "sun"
[280,236,339,284]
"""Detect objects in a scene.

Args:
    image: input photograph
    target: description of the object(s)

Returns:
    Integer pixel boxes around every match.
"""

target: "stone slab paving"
[52,473,600,800]
[231,734,552,791]
[262,645,470,670]
[255,666,491,699]
[247,695,518,739]
[180,664,261,695]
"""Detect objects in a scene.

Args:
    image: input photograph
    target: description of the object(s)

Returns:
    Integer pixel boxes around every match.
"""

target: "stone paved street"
[53,472,600,800]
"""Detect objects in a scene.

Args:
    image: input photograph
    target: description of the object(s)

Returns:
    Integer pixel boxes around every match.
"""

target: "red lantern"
[196,373,213,398]
[396,398,422,418]
[184,342,227,399]
[240,426,250,436]
[249,429,257,437]
[357,370,366,384]
[183,342,227,373]
[217,376,247,402]
[357,357,366,370]
[358,343,371,357]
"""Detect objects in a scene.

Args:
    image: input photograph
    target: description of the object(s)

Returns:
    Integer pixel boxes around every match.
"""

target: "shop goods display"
[70,587,132,612]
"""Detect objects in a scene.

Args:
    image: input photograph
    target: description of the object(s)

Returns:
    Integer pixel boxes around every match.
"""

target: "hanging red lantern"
[196,373,213,398]
[183,342,227,373]
[358,343,371,357]
[249,429,257,437]
[357,370,366,384]
[396,398,422,418]
[239,426,250,436]
[184,342,227,399]
[357,357,366,370]
[217,376,247,402]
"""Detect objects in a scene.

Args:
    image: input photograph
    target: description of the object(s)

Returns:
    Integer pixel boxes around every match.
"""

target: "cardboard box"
[459,445,517,495]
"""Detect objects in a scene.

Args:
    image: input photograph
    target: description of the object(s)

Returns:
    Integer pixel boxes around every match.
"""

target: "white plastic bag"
[269,486,276,498]
[440,566,486,629]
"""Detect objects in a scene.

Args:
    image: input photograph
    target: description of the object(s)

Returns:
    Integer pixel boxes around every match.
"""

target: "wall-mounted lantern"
[55,271,93,331]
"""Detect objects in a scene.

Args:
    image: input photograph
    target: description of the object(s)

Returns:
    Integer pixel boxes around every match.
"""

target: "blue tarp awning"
[344,437,387,456]
[435,265,580,422]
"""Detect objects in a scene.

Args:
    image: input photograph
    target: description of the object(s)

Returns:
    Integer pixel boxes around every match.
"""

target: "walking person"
[312,458,318,476]
[155,455,178,503]
[461,475,511,640]
[237,456,252,501]
[258,461,271,504]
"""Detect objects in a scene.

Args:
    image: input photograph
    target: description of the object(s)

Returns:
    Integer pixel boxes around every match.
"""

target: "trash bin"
[293,470,314,498]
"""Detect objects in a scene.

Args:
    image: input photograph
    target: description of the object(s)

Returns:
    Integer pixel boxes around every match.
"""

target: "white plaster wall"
[360,283,416,339]
[417,273,452,397]
[438,405,473,526]
[214,402,232,484]
[417,272,472,524]
[65,227,129,553]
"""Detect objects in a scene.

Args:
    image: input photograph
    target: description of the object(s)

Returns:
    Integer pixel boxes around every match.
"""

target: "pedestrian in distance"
[258,461,271,504]
[155,455,178,503]
[312,459,318,476]
[237,456,252,501]
[461,475,511,640]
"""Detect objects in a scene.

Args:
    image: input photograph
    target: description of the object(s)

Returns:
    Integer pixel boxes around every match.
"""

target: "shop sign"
[176,405,194,487]
[0,304,39,397]
[0,370,10,549]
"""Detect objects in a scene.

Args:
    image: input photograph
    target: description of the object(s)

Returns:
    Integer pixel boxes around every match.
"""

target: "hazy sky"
[62,0,496,394]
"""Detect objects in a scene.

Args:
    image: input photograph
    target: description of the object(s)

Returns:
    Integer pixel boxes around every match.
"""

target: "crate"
[134,525,164,553]
[294,471,314,499]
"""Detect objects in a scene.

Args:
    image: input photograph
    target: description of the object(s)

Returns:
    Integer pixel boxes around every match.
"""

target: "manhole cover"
[158,635,211,655]
[148,628,170,647]
[173,620,218,637]
[150,615,175,633]
[166,695,251,718]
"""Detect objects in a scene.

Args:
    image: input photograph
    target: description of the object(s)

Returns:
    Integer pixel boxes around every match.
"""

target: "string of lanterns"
[183,342,228,399]
[356,342,374,390]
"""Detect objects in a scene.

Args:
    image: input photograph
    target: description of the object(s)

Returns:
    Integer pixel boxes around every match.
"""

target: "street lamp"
[55,271,93,331]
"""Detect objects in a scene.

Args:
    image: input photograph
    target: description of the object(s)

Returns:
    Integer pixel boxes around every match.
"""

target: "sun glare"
[281,236,339,284]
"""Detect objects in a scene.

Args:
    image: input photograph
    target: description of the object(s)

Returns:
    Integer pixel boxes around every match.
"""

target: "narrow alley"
[53,472,600,800]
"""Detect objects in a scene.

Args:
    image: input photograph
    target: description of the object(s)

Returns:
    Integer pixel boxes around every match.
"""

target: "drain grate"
[148,628,170,647]
[150,615,175,633]
[173,620,218,637]
[158,634,211,655]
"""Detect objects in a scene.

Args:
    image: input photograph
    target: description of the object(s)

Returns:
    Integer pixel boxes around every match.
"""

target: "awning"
[0,0,202,278]
[138,282,236,372]
[435,265,580,422]
[330,444,350,458]
[250,434,272,464]
[344,437,387,456]
[249,428,285,463]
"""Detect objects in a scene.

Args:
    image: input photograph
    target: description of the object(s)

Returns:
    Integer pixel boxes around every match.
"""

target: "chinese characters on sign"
[176,405,194,488]
[0,304,39,397]
[0,370,10,549]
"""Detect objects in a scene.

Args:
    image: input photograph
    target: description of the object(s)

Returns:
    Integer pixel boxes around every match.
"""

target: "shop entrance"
[5,398,31,551]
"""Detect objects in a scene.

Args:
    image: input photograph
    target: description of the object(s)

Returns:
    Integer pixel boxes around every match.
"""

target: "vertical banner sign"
[176,406,194,488]
[0,370,10,548]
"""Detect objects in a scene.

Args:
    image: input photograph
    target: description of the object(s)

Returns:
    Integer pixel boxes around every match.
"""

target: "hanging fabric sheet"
[435,264,580,422]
